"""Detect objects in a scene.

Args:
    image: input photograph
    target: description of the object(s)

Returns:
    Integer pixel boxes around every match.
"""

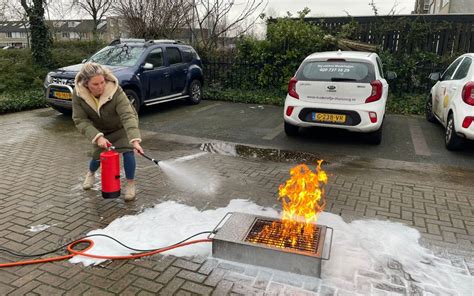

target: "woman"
[72,62,144,201]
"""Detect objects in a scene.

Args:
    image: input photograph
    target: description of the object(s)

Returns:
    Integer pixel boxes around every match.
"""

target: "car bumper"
[456,107,474,140]
[45,84,73,110]
[283,96,385,133]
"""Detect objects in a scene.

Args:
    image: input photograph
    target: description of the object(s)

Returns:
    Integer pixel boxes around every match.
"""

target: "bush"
[386,93,426,115]
[0,90,47,114]
[0,40,105,95]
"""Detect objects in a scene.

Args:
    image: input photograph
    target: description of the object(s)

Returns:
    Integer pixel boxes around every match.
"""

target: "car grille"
[50,77,75,87]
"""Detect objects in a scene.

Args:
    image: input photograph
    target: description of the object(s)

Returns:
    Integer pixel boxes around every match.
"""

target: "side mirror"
[81,59,87,63]
[142,63,153,70]
[429,72,441,81]
[386,71,397,80]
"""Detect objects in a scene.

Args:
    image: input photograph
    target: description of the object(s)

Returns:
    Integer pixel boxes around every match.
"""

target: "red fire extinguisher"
[100,144,120,198]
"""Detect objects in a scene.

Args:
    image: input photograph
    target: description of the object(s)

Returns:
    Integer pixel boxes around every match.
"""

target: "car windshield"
[88,45,145,66]
[298,61,375,83]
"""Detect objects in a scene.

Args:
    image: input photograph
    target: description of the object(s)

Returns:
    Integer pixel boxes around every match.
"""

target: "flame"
[248,160,328,250]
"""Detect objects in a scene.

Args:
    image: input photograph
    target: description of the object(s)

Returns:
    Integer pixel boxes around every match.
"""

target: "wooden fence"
[300,14,474,56]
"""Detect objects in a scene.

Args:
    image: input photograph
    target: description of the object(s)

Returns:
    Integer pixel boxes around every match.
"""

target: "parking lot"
[0,102,472,295]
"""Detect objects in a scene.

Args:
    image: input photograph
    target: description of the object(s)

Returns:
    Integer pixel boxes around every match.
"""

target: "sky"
[265,0,416,17]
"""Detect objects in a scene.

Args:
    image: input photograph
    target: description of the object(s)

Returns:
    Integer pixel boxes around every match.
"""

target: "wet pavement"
[0,103,473,295]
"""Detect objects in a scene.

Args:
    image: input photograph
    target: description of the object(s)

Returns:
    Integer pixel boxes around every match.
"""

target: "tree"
[74,0,114,40]
[20,0,52,67]
[114,0,192,39]
[189,0,267,51]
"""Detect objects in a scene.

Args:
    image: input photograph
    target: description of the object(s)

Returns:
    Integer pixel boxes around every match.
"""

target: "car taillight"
[286,106,294,116]
[462,116,474,128]
[288,77,299,99]
[461,81,474,106]
[365,80,383,103]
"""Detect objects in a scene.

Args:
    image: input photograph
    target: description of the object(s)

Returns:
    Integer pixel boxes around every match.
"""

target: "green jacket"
[72,75,141,158]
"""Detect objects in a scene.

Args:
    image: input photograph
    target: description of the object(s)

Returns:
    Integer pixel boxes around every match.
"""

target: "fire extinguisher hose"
[0,231,214,268]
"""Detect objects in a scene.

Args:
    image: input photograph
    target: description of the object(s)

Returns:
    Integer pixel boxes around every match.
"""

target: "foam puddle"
[69,200,472,295]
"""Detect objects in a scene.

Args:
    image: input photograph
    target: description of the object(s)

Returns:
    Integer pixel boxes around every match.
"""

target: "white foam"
[158,155,221,196]
[28,224,56,232]
[69,200,473,295]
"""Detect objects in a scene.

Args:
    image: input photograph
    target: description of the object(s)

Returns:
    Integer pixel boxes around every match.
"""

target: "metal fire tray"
[210,212,333,278]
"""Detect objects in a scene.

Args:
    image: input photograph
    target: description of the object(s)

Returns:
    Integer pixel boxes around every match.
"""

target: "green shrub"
[386,93,426,115]
[0,90,47,114]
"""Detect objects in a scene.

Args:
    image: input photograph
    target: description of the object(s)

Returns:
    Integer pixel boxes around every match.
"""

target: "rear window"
[297,61,375,83]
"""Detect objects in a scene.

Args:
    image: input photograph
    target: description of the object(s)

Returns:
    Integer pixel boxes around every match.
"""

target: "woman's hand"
[132,141,144,155]
[96,136,111,149]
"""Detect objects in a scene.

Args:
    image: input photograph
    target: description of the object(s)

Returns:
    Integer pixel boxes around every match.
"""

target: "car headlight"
[45,73,52,84]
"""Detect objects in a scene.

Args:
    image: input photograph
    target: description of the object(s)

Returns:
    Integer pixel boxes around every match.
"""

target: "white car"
[426,53,474,150]
[283,51,396,144]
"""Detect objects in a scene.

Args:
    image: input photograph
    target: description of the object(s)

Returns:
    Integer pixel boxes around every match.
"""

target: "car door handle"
[164,73,170,77]
[183,69,188,74]
[451,87,457,90]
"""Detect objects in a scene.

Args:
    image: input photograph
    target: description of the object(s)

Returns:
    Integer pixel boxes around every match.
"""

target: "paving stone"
[181,281,214,295]
[177,269,208,283]
[158,277,185,295]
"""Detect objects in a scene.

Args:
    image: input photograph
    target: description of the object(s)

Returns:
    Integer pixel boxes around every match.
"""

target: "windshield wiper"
[331,77,358,82]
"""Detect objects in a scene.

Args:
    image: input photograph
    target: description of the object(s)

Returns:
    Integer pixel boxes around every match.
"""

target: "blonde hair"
[76,62,116,86]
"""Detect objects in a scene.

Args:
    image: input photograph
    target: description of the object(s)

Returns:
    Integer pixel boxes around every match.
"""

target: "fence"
[302,14,474,56]
[202,58,438,94]
[202,58,288,90]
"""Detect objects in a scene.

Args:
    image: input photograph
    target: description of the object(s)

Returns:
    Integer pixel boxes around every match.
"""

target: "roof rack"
[152,39,181,44]
[108,38,146,46]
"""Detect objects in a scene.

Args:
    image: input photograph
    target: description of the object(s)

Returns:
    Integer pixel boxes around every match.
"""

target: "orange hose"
[0,238,212,268]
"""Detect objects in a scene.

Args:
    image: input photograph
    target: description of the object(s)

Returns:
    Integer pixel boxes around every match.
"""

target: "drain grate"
[244,218,321,255]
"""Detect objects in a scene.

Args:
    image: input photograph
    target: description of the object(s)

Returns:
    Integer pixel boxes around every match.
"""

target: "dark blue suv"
[44,39,204,113]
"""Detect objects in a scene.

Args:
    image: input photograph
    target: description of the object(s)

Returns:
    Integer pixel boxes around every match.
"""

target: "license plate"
[52,91,72,100]
[312,112,346,123]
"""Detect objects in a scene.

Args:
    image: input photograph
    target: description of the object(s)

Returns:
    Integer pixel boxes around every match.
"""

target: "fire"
[248,160,327,250]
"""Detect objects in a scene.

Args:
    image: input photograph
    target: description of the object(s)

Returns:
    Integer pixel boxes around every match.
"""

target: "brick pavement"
[0,108,472,295]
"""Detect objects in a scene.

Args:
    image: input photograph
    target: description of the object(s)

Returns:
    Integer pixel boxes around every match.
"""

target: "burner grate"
[244,218,321,255]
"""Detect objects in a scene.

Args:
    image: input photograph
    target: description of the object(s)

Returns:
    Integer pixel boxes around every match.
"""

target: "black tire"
[425,96,436,123]
[284,121,299,137]
[445,113,463,151]
[187,80,202,105]
[366,124,383,145]
[124,89,141,113]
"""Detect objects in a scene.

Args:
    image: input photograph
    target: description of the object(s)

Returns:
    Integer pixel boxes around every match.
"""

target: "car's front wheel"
[425,96,436,123]
[124,89,140,113]
[284,121,299,137]
[445,114,463,150]
[187,80,202,105]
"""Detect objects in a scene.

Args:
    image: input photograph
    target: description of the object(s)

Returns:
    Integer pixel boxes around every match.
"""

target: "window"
[453,57,472,80]
[441,58,462,81]
[62,32,70,38]
[297,61,375,83]
[167,47,182,65]
[6,32,12,38]
[88,45,146,67]
[181,48,193,63]
[376,57,384,78]
[145,48,164,68]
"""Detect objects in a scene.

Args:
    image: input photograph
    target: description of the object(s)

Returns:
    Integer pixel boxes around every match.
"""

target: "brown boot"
[124,181,136,201]
[82,171,95,190]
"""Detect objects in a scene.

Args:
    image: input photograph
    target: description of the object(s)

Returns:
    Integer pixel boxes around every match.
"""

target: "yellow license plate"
[53,91,72,100]
[313,113,346,123]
